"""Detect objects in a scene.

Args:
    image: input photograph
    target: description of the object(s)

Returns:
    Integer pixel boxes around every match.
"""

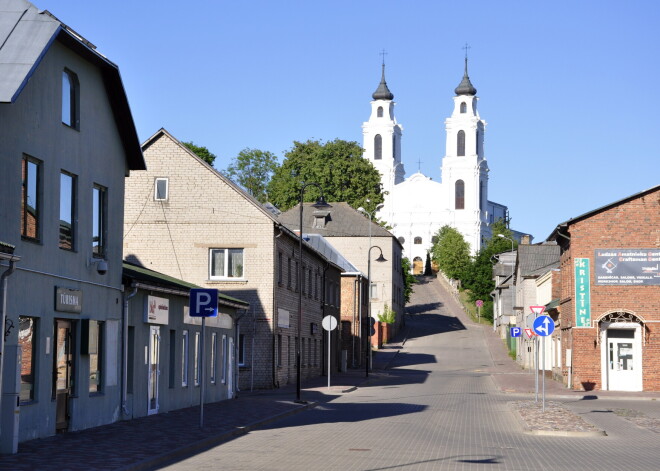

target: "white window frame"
[154,177,169,201]
[238,333,246,367]
[210,332,217,384]
[181,330,189,387]
[209,248,245,280]
[221,335,227,384]
[194,332,201,386]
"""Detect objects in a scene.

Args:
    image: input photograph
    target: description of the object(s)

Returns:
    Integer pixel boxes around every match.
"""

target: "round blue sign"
[532,315,555,337]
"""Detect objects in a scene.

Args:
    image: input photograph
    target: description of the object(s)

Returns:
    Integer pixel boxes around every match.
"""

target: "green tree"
[424,252,433,276]
[401,257,416,304]
[430,225,471,280]
[224,148,279,203]
[182,141,216,166]
[267,139,384,213]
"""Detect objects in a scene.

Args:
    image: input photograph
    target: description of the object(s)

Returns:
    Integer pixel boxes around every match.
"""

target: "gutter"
[121,285,138,416]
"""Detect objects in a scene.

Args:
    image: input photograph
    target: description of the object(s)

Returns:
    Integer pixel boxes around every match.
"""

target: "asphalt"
[1,276,657,470]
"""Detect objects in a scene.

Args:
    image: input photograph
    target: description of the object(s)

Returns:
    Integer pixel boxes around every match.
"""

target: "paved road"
[157,277,660,470]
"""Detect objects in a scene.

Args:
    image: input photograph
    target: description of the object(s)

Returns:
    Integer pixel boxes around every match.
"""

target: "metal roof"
[303,234,361,275]
[0,0,145,170]
[517,243,560,277]
[454,57,477,96]
[372,63,394,100]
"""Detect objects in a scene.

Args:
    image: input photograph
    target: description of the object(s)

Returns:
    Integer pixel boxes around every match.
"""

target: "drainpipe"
[353,277,358,367]
[122,285,138,416]
[0,255,20,419]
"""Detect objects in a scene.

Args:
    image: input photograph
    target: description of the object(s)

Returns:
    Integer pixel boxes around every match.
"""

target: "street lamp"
[297,183,330,403]
[497,234,515,333]
[366,246,386,377]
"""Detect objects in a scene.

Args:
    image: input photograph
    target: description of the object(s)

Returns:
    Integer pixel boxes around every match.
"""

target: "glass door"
[54,320,73,432]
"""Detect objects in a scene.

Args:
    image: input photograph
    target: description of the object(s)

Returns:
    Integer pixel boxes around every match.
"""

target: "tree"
[401,257,416,304]
[424,252,433,276]
[224,148,279,203]
[430,225,471,280]
[182,141,217,166]
[267,139,384,213]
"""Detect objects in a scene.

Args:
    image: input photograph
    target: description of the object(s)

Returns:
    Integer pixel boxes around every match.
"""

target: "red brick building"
[549,185,660,391]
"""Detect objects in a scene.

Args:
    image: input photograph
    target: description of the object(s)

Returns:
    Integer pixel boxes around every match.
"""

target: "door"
[606,328,641,391]
[54,320,74,432]
[148,326,160,415]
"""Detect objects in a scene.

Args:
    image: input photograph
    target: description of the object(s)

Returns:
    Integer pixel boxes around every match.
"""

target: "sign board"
[476,300,484,307]
[574,258,591,327]
[510,327,522,338]
[530,306,545,316]
[524,328,535,339]
[145,295,169,324]
[595,249,660,286]
[322,315,337,331]
[189,288,218,317]
[55,287,82,313]
[533,315,554,337]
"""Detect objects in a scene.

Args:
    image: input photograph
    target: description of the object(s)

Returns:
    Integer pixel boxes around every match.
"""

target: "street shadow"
[363,454,503,470]
[404,313,466,341]
[407,301,443,315]
[389,351,437,368]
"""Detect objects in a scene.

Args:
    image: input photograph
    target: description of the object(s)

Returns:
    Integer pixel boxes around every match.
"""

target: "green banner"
[574,258,591,327]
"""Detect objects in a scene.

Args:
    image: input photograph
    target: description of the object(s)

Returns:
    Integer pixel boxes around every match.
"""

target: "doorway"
[54,319,74,432]
[413,256,423,275]
[148,326,160,415]
[602,326,642,391]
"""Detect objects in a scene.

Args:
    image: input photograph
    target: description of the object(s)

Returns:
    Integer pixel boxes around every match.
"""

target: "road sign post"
[532,313,554,412]
[189,288,218,428]
[322,315,338,389]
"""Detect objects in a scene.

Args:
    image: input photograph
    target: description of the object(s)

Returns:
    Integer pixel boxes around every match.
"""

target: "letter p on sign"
[190,288,218,317]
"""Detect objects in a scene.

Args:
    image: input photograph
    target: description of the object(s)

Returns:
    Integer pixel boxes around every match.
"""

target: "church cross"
[462,42,471,59]
[380,49,388,65]
[417,157,423,172]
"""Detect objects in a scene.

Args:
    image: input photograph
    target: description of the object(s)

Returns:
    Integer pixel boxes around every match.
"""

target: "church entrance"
[413,257,424,275]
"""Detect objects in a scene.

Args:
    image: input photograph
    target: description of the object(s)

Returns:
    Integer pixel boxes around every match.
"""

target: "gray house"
[0,0,145,450]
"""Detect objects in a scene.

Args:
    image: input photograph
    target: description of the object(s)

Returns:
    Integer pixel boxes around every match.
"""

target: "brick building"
[548,185,660,391]
[123,129,342,390]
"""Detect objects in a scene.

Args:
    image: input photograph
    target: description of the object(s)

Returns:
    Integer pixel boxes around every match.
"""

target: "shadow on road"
[404,313,466,341]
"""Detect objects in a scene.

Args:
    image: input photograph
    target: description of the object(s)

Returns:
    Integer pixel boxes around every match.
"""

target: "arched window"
[460,102,467,113]
[377,106,383,117]
[374,134,382,160]
[457,130,465,156]
[455,180,465,210]
[414,237,422,245]
[62,69,80,129]
[397,236,405,244]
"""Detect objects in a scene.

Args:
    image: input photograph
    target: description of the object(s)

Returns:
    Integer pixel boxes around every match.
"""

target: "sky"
[39,0,659,241]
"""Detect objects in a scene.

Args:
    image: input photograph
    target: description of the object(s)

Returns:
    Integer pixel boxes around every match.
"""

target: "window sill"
[207,279,248,284]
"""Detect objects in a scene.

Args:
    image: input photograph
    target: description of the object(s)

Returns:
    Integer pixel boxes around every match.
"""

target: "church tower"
[440,58,490,252]
[362,63,405,196]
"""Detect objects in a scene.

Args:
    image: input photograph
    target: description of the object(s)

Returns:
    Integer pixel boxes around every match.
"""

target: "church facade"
[363,60,510,271]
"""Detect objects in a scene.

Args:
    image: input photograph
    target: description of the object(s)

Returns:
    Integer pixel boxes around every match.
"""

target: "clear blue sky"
[42,0,659,241]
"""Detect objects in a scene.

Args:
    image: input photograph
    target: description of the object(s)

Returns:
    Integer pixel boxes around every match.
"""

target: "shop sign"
[595,249,660,286]
[55,287,82,313]
[145,295,169,324]
[574,258,591,328]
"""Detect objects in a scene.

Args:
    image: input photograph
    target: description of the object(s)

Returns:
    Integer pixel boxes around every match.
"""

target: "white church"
[363,59,513,272]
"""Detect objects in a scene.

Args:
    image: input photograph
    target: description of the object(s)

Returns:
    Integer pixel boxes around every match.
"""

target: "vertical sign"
[574,258,591,327]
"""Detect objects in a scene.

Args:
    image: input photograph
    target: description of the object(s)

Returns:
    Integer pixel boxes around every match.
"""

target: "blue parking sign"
[510,327,522,338]
[189,288,218,317]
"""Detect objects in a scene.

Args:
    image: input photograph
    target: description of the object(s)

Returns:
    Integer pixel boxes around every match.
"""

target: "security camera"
[97,259,108,275]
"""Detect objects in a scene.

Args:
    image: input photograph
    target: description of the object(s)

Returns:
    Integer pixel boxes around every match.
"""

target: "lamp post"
[296,183,330,403]
[497,234,515,333]
[365,245,386,377]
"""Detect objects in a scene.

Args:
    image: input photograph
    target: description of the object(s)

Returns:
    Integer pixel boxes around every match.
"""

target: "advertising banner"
[595,249,660,286]
[574,258,591,328]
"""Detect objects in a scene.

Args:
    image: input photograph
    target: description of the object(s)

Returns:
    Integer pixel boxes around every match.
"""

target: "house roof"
[0,0,145,170]
[517,243,560,277]
[548,184,660,241]
[278,202,398,241]
[123,261,250,309]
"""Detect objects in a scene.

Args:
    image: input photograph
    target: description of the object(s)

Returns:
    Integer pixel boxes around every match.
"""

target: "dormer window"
[313,211,331,229]
[377,106,383,117]
[62,69,79,129]
[460,102,467,113]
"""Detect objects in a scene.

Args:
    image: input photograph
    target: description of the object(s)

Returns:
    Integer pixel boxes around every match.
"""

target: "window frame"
[88,320,103,394]
[21,155,41,242]
[221,335,227,384]
[92,185,107,258]
[181,330,189,387]
[59,171,76,250]
[457,130,466,156]
[210,332,217,384]
[193,331,201,386]
[62,69,80,130]
[209,248,245,280]
[238,333,246,367]
[18,316,36,403]
[455,180,465,210]
[374,134,382,160]
[154,178,169,201]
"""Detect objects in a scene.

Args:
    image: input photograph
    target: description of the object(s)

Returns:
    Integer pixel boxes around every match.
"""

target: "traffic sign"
[476,300,484,307]
[510,327,522,337]
[524,328,535,339]
[322,315,337,331]
[533,315,554,337]
[530,305,545,316]
[189,288,218,317]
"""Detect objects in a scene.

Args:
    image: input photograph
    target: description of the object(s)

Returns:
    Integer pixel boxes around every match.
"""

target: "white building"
[363,60,511,272]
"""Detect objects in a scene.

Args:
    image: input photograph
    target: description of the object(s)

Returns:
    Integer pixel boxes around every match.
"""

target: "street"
[158,277,660,470]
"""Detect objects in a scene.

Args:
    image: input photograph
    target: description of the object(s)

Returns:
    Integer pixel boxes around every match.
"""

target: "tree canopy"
[430,225,471,280]
[182,141,217,166]
[267,139,384,213]
[224,148,279,203]
[401,257,416,304]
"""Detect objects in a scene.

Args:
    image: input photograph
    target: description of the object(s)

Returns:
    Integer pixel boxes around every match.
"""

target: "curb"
[524,429,607,438]
[122,401,318,471]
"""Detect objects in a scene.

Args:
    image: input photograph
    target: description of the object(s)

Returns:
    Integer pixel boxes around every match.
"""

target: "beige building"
[123,129,342,390]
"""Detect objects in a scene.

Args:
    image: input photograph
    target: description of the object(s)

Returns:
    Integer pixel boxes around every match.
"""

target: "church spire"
[372,62,394,100]
[454,57,477,96]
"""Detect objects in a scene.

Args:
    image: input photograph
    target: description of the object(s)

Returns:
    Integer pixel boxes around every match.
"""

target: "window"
[209,248,244,279]
[59,172,76,250]
[210,333,217,384]
[238,334,246,366]
[307,338,311,367]
[89,321,103,393]
[182,330,189,387]
[476,131,480,155]
[301,338,305,366]
[92,185,107,257]
[169,330,175,388]
[308,269,312,298]
[377,106,383,117]
[457,130,465,156]
[287,257,292,289]
[374,134,382,160]
[194,332,201,386]
[301,265,306,295]
[21,156,41,241]
[370,283,378,299]
[154,178,168,201]
[455,180,465,210]
[460,102,467,113]
[278,252,283,285]
[221,335,227,383]
[19,317,36,403]
[62,69,79,129]
[295,261,299,292]
[414,237,422,245]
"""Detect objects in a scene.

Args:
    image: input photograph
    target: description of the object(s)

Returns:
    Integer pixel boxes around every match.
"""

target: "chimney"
[521,234,531,245]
